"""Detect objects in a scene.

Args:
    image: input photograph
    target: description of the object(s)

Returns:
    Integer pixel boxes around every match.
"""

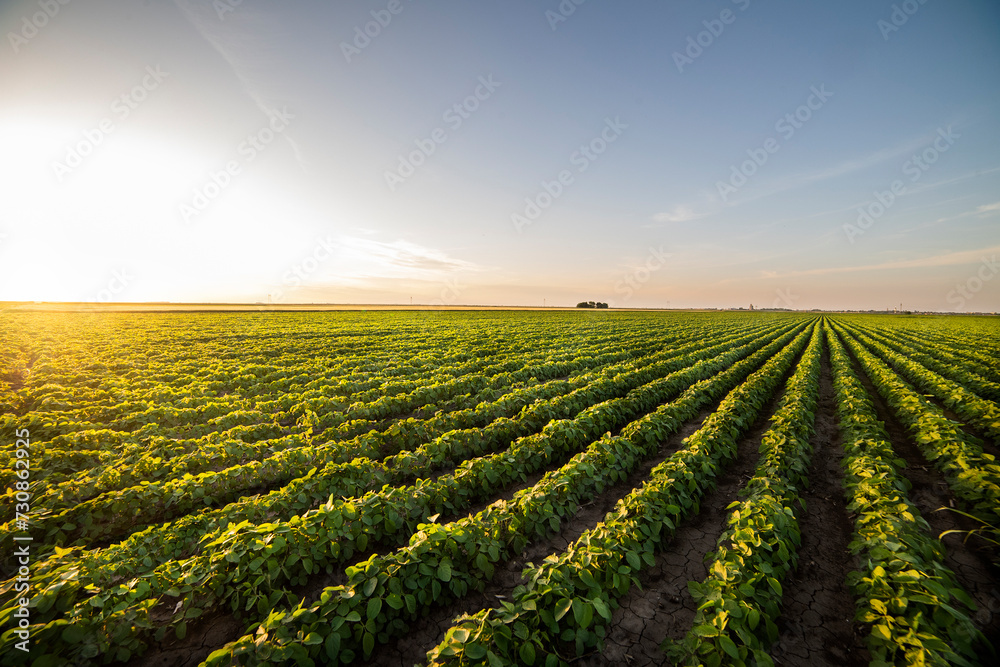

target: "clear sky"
[2,0,998,311]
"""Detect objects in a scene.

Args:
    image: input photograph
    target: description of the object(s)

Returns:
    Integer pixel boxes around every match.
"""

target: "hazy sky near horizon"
[2,0,999,311]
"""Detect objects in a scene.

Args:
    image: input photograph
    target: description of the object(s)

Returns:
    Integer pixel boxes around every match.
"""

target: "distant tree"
[576,301,595,309]
[596,302,609,309]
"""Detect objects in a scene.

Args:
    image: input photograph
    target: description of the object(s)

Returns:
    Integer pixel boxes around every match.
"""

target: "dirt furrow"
[365,408,715,667]
[578,366,805,667]
[127,613,245,667]
[770,351,869,667]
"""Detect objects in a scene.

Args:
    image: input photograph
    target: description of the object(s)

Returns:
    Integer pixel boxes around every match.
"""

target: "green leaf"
[438,561,452,582]
[465,642,488,659]
[367,597,383,621]
[325,632,342,660]
[573,599,593,629]
[476,553,493,575]
[592,597,612,621]
[519,642,537,665]
[719,635,739,659]
[693,624,719,637]
[766,577,782,597]
[554,598,572,621]
[61,625,87,644]
[304,632,323,646]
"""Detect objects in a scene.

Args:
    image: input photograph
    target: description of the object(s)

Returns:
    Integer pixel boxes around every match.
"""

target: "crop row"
[3,344,654,550]
[193,323,814,667]
[825,325,984,665]
[0,330,484,446]
[11,335,661,518]
[884,327,1000,383]
[665,320,823,666]
[10,346,549,498]
[0,322,789,626]
[839,322,1000,441]
[415,323,817,666]
[2,324,801,663]
[66,321,797,661]
[0,317,672,464]
[849,323,1000,403]
[833,323,1000,528]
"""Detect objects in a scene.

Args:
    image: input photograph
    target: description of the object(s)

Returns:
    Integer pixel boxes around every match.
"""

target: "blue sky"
[1,0,998,311]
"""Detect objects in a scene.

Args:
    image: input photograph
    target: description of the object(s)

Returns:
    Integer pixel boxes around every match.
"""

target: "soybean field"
[0,310,998,667]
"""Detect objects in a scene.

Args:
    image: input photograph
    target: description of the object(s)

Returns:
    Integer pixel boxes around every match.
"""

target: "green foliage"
[423,323,817,666]
[3,311,996,666]
[825,324,985,666]
[666,324,823,666]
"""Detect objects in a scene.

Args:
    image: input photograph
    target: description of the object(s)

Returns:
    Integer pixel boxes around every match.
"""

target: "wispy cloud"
[318,237,484,290]
[733,164,1000,244]
[341,238,481,273]
[171,0,307,170]
[906,165,1000,196]
[718,128,960,209]
[650,205,705,224]
[755,244,1000,280]
[925,199,1000,227]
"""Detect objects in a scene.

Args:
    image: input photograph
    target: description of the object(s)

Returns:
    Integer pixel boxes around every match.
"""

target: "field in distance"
[0,310,997,667]
[1,302,731,313]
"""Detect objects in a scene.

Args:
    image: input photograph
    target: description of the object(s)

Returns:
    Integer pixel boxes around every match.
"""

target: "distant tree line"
[576,301,609,309]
